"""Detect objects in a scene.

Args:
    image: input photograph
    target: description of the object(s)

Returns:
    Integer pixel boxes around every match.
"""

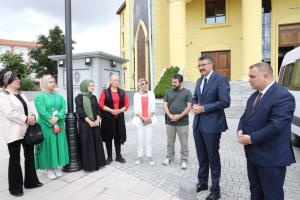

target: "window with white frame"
[15,47,28,55]
[205,0,226,24]
[0,46,11,54]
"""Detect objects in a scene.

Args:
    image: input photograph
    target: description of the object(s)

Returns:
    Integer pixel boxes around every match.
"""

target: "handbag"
[24,123,44,145]
[52,126,62,133]
[165,88,185,124]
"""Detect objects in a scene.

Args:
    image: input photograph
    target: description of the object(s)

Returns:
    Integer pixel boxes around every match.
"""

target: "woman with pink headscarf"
[131,78,157,165]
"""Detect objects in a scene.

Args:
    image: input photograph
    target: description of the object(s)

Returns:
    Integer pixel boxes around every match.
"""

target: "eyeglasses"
[141,82,148,85]
[197,62,211,68]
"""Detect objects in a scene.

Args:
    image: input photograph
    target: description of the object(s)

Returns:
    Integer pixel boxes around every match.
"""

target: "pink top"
[141,96,148,118]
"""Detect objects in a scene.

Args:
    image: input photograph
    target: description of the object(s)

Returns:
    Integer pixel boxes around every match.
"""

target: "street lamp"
[62,0,83,172]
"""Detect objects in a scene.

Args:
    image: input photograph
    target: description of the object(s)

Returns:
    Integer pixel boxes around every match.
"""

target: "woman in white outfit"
[131,78,157,165]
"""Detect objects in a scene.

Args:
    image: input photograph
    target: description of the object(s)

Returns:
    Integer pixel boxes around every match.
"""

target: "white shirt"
[200,70,213,93]
[260,81,275,97]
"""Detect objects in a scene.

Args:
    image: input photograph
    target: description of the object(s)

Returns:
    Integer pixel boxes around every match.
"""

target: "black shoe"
[24,182,43,189]
[115,156,126,163]
[205,193,221,200]
[196,184,208,193]
[36,182,43,187]
[106,157,113,165]
[11,192,23,197]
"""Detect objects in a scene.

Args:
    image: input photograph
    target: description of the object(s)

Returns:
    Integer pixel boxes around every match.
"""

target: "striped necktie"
[250,92,263,114]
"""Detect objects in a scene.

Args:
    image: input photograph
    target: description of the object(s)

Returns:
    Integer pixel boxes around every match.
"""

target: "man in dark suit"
[238,62,296,200]
[192,55,230,200]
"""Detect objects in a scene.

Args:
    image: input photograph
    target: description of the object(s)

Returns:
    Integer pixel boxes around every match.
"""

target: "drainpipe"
[148,0,154,90]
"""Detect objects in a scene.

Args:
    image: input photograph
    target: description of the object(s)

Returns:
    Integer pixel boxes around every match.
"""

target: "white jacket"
[131,91,157,127]
[0,91,34,144]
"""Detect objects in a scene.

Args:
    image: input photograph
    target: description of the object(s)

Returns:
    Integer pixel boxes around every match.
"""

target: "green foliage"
[154,66,180,98]
[0,51,31,78]
[19,78,38,91]
[29,25,76,78]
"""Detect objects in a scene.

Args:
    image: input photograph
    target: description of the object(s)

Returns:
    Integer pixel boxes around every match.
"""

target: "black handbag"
[24,123,44,145]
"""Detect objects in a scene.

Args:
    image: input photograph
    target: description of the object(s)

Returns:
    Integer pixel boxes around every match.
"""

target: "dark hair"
[198,55,213,63]
[172,74,183,83]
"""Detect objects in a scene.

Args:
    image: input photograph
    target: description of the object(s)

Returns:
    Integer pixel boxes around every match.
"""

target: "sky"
[0,0,125,56]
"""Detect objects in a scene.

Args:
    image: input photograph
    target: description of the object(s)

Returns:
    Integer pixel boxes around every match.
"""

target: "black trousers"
[105,119,122,158]
[7,139,39,194]
[105,135,122,158]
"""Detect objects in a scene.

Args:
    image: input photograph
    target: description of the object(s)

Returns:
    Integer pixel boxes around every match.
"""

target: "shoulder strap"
[168,88,185,108]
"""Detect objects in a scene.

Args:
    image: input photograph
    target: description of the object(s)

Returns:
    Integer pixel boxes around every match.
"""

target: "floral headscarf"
[138,78,148,94]
[0,70,20,90]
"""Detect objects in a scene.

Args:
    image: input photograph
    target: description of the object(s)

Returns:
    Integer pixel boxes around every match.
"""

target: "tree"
[29,25,75,78]
[0,51,31,77]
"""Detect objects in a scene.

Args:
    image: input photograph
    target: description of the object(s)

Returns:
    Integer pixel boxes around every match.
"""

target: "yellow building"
[117,0,300,91]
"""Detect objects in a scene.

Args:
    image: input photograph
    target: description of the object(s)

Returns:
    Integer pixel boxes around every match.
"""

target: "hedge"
[154,66,180,98]
[19,78,38,91]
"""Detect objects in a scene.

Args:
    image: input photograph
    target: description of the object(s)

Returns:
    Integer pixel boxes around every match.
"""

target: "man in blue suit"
[192,55,230,200]
[238,62,296,200]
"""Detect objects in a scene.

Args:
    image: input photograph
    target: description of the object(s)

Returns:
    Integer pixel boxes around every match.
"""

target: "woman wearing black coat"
[75,79,106,171]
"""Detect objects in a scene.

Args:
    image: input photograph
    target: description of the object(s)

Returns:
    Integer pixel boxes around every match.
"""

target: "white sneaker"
[135,159,142,165]
[149,160,155,166]
[47,169,56,180]
[163,158,172,165]
[53,168,62,177]
[181,162,187,169]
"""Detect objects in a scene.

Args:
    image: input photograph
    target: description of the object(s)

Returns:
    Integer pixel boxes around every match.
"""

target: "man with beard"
[163,74,192,169]
[192,55,230,200]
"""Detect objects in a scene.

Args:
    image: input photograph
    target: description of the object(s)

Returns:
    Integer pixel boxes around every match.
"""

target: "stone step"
[151,81,254,119]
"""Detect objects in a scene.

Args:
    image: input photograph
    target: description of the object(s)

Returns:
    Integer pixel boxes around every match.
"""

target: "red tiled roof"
[0,39,37,48]
[116,1,126,15]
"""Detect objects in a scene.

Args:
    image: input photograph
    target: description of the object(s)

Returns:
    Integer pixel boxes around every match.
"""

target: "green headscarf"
[80,79,94,121]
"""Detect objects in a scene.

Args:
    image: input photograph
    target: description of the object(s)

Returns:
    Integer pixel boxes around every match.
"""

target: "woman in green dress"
[34,75,69,180]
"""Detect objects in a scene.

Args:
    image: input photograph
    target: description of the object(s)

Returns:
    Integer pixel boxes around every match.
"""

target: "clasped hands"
[237,132,252,145]
[88,119,100,128]
[110,108,124,115]
[168,114,181,122]
[141,116,151,125]
[49,117,61,133]
[192,104,204,114]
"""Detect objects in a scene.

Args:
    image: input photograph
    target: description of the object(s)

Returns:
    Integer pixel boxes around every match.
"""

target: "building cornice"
[48,51,129,63]
[116,1,126,15]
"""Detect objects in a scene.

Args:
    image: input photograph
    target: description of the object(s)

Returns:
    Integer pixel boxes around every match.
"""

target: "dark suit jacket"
[238,82,296,167]
[192,71,230,133]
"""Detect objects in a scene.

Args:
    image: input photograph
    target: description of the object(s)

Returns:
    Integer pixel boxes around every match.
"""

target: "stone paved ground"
[112,114,300,200]
[0,113,299,200]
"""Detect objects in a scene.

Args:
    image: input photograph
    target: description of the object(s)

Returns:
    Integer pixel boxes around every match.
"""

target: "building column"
[241,0,262,80]
[167,0,191,67]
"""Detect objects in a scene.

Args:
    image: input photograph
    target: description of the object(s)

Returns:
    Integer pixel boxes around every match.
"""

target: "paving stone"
[0,113,299,199]
[120,191,146,200]
[40,176,98,200]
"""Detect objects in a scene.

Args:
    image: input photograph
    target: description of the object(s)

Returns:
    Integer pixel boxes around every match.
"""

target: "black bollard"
[62,113,83,172]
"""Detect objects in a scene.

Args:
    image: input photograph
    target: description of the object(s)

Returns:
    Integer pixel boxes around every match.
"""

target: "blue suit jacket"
[192,72,230,133]
[238,82,296,167]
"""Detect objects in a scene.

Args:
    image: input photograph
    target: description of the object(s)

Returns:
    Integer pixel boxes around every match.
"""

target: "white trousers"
[136,124,153,157]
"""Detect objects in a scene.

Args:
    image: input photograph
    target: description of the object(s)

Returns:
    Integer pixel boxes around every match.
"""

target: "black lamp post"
[62,0,83,172]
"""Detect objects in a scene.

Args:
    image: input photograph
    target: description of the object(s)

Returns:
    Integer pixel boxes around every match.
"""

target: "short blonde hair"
[106,75,120,89]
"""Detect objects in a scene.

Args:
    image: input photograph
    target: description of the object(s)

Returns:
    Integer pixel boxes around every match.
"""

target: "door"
[202,51,231,80]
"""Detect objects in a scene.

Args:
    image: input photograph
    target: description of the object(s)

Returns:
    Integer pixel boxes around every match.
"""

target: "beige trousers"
[166,124,189,163]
